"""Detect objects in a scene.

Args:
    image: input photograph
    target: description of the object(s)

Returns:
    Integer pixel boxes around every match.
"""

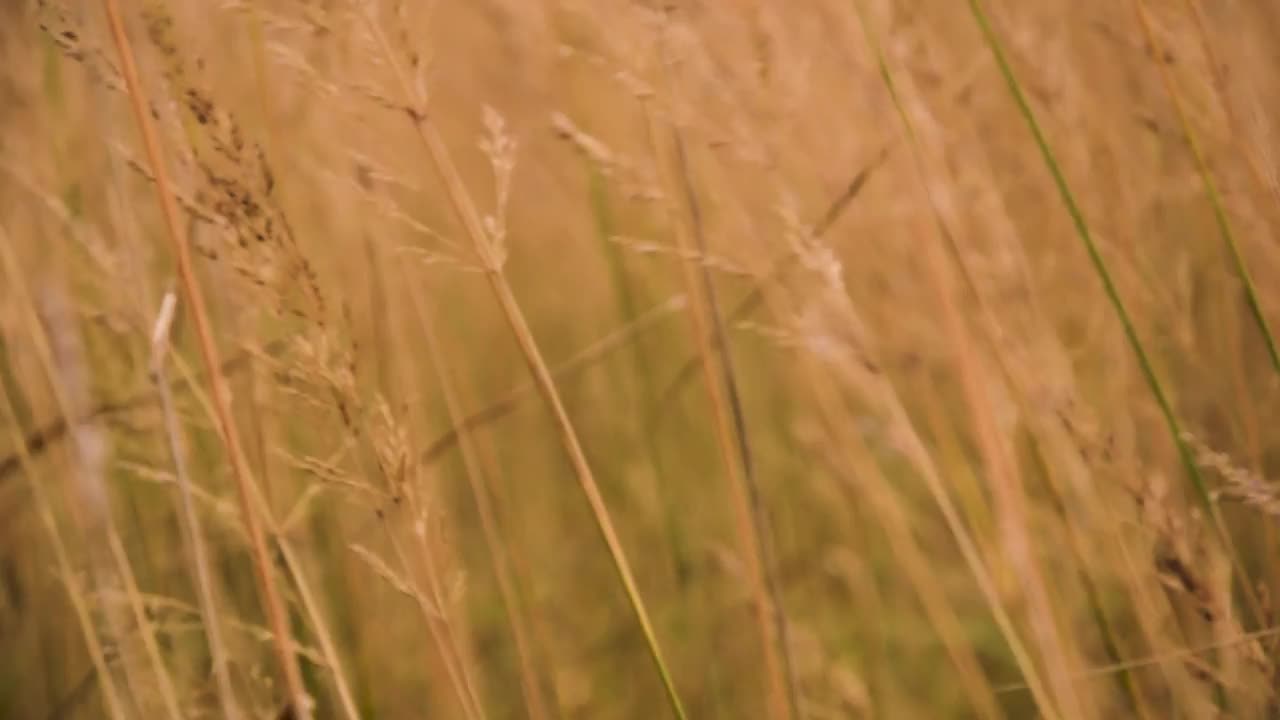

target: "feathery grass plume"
[141,5,326,327]
[1186,432,1280,524]
[119,5,371,714]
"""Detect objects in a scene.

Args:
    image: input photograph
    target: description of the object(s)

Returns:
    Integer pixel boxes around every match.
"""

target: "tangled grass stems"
[0,229,185,719]
[965,0,1266,637]
[849,4,1069,717]
[9,1,1280,717]
[1129,0,1280,375]
[0,230,130,720]
[850,6,1155,712]
[163,350,364,720]
[360,10,689,719]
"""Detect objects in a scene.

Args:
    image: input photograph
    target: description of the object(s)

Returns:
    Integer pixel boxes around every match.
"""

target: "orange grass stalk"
[99,2,311,717]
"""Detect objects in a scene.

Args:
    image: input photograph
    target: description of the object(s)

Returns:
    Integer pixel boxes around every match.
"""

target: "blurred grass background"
[3,0,1280,718]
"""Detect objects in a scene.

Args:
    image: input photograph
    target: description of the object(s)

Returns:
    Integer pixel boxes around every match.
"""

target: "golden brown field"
[4,1,1280,718]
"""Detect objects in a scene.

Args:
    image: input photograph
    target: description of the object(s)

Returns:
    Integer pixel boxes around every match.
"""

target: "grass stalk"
[376,521,484,720]
[407,516,490,719]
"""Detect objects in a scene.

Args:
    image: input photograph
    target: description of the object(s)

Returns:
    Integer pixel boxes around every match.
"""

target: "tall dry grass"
[4,0,1280,718]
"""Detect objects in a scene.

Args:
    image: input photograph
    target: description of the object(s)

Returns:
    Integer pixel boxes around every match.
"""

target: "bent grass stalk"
[361,12,689,720]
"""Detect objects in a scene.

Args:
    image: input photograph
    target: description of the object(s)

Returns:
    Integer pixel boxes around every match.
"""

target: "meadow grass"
[4,1,1280,718]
